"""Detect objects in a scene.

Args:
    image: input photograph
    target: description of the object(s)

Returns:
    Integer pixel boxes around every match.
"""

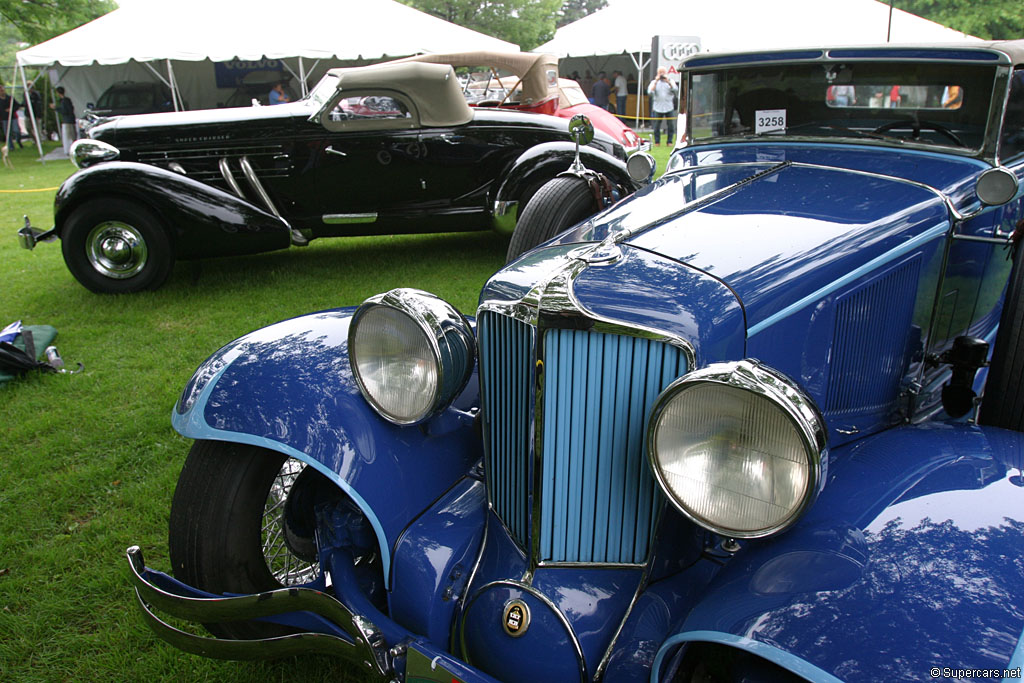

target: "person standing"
[613,70,628,117]
[591,72,611,112]
[647,67,678,146]
[0,85,20,149]
[25,83,42,142]
[51,86,76,156]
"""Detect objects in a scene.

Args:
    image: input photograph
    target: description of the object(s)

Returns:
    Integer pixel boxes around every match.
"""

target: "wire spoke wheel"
[261,458,320,586]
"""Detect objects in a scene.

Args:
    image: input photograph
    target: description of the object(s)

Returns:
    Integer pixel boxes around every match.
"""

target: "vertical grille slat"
[827,259,921,416]
[479,311,687,565]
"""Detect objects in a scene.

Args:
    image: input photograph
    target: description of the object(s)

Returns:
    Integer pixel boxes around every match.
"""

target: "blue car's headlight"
[348,288,475,425]
[647,359,827,538]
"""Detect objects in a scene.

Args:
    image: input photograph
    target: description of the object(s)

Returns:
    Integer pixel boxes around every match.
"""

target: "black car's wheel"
[169,440,324,639]
[979,240,1024,431]
[61,198,173,293]
[506,175,599,263]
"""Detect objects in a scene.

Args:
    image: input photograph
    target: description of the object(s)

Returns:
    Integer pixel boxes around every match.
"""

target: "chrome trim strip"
[323,213,378,224]
[593,530,658,681]
[238,155,308,245]
[747,221,949,337]
[239,155,282,219]
[459,579,587,683]
[218,157,244,198]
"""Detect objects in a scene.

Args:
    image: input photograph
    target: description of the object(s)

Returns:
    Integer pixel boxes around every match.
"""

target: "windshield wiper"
[782,121,897,141]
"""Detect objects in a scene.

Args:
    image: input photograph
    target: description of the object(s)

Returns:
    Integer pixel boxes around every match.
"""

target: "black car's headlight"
[349,288,475,425]
[69,139,119,169]
[647,360,827,538]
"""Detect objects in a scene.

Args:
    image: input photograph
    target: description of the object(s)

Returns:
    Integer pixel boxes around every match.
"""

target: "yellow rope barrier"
[0,187,59,193]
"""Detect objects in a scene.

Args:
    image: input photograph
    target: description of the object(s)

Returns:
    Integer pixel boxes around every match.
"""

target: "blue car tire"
[168,440,320,639]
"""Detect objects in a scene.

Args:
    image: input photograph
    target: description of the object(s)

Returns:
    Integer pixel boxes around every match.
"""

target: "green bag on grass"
[0,325,59,386]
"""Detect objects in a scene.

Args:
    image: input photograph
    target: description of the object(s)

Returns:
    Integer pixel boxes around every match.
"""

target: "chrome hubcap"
[86,222,148,279]
[262,459,319,586]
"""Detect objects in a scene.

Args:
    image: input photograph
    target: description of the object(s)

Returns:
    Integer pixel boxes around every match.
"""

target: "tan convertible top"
[396,51,560,106]
[325,61,473,127]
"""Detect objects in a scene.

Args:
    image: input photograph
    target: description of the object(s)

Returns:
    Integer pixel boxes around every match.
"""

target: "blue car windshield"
[686,61,997,152]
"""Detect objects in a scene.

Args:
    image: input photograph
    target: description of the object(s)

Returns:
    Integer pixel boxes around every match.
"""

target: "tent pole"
[166,59,182,111]
[18,62,44,159]
[299,57,307,97]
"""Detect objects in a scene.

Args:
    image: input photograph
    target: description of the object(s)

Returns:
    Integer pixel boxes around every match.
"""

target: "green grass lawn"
[0,138,674,680]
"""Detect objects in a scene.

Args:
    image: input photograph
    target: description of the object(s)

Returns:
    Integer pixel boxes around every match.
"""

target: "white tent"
[13,0,516,154]
[536,0,977,128]
[537,0,977,59]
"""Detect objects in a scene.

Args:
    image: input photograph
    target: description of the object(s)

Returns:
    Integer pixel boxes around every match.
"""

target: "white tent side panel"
[17,0,517,113]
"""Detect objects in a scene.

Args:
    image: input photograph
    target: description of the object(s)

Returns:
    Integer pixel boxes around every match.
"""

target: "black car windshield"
[687,61,997,152]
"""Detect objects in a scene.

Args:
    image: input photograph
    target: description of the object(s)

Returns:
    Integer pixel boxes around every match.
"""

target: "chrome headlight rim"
[646,359,827,539]
[70,138,119,169]
[348,288,475,426]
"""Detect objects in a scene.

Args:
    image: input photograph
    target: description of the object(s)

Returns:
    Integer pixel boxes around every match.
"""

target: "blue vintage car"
[128,41,1024,682]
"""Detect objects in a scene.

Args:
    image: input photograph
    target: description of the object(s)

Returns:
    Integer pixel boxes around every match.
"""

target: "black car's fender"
[55,161,291,259]
[491,142,634,235]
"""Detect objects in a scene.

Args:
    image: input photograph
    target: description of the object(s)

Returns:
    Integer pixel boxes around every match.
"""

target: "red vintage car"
[399,51,645,154]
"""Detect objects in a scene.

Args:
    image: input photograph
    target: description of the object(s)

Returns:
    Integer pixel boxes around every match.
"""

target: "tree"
[0,0,114,46]
[557,0,607,28]
[896,0,1024,40]
[400,0,563,50]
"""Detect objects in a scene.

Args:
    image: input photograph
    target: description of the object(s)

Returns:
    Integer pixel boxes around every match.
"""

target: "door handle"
[325,145,347,157]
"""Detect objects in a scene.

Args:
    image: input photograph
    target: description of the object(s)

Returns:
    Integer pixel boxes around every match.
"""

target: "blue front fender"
[172,307,483,586]
[652,423,1024,682]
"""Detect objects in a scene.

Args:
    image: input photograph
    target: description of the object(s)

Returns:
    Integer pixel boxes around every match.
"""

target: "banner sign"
[214,59,287,88]
[650,35,701,85]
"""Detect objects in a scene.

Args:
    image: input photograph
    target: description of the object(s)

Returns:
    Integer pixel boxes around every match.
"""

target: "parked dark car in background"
[17,61,635,293]
[79,81,176,134]
[127,40,1024,682]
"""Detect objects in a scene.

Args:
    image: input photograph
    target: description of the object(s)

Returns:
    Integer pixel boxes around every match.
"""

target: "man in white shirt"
[647,67,678,146]
[613,70,628,117]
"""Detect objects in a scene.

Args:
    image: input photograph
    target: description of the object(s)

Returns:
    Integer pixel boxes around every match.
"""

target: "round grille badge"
[502,598,530,637]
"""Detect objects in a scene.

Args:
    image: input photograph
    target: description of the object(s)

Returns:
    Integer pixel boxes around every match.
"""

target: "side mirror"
[976,166,1019,206]
[87,102,95,108]
[567,114,594,146]
[567,114,594,174]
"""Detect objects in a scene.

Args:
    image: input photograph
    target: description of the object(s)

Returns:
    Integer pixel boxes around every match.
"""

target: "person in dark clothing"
[0,85,22,148]
[592,72,611,111]
[50,86,76,156]
[25,83,42,142]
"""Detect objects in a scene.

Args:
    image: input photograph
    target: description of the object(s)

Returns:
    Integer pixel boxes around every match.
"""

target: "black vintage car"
[19,61,633,293]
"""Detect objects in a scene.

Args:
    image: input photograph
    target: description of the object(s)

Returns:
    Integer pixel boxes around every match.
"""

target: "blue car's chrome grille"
[478,312,534,547]
[478,311,687,565]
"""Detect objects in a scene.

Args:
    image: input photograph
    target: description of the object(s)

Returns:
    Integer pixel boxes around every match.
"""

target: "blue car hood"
[561,158,954,333]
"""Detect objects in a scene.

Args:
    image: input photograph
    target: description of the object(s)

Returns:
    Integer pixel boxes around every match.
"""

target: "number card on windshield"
[755,109,786,134]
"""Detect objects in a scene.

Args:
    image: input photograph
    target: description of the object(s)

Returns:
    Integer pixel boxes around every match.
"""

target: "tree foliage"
[400,0,572,50]
[0,0,113,46]
[897,0,1024,40]
[557,0,607,28]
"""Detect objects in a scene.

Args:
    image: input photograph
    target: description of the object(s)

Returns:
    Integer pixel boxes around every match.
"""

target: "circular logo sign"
[502,599,530,637]
[662,42,700,61]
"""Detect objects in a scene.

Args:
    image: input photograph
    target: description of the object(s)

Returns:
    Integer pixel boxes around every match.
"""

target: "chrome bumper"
[126,546,392,676]
[17,216,56,250]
